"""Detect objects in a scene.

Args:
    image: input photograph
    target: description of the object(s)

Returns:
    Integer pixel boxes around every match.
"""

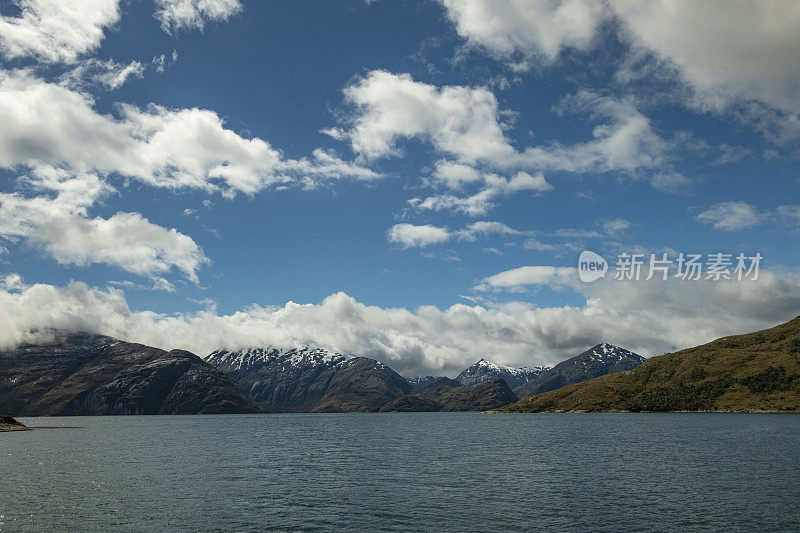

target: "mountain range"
[1,331,650,415]
[380,378,517,412]
[501,316,800,413]
[0,331,261,416]
[205,347,411,412]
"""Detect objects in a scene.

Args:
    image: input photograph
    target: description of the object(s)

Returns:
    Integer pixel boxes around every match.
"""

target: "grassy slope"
[501,316,800,413]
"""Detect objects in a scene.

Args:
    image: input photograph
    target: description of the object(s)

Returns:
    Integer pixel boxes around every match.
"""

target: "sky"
[1,0,800,376]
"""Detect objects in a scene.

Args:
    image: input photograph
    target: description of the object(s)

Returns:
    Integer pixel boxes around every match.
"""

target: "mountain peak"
[514,343,646,397]
[206,346,351,373]
[456,358,548,389]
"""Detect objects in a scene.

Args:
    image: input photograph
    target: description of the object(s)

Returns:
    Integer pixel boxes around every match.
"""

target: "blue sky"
[1,0,799,375]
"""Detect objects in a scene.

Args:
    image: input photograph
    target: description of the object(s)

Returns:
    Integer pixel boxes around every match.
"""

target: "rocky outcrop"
[0,331,262,416]
[0,415,29,431]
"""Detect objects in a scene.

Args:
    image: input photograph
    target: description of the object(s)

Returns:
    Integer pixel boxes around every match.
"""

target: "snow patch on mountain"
[206,346,350,372]
[456,358,550,389]
[582,343,646,366]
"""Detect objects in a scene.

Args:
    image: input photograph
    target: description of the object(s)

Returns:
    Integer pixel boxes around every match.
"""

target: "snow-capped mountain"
[405,375,443,390]
[580,343,645,366]
[206,346,350,377]
[456,359,550,389]
[514,343,645,397]
[205,346,410,412]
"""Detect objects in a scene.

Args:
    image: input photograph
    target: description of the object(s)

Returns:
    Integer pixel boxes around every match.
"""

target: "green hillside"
[501,316,800,413]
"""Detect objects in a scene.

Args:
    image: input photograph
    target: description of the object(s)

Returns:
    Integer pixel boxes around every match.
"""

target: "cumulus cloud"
[387,223,450,248]
[696,201,763,231]
[0,172,207,282]
[440,0,605,66]
[0,70,377,197]
[441,0,800,138]
[411,170,552,216]
[0,0,120,63]
[3,273,798,376]
[388,220,525,248]
[431,160,483,190]
[327,70,514,163]
[154,0,242,33]
[514,91,673,178]
[613,0,800,115]
[331,72,674,201]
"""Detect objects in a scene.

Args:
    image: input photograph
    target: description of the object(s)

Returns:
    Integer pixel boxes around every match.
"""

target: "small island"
[0,415,30,432]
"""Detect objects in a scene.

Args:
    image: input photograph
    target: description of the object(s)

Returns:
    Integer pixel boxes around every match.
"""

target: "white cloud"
[154,0,242,33]
[601,217,631,235]
[387,223,450,248]
[408,190,497,217]
[388,220,526,248]
[60,58,145,90]
[612,0,800,115]
[696,202,763,231]
[522,238,557,252]
[552,228,602,239]
[440,0,604,66]
[455,221,520,241]
[474,266,579,291]
[481,247,503,256]
[328,70,514,163]
[442,1,800,135]
[0,0,120,63]
[431,160,483,190]
[500,171,553,192]
[5,271,796,375]
[0,70,377,196]
[411,170,552,216]
[0,172,207,282]
[332,71,673,196]
[777,205,800,227]
[514,91,672,178]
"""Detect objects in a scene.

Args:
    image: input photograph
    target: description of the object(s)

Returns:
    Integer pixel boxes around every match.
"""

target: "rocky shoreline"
[0,415,30,431]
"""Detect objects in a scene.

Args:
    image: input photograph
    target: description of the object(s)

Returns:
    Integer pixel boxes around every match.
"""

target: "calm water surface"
[1,413,799,532]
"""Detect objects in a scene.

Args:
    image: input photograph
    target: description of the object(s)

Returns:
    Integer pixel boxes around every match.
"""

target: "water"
[1,413,799,532]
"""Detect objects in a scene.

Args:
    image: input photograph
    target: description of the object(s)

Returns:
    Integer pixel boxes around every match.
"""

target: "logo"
[578,250,608,283]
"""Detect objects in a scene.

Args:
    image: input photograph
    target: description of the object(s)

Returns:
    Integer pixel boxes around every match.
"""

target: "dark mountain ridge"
[205,347,411,412]
[380,377,517,412]
[514,343,645,396]
[0,331,261,416]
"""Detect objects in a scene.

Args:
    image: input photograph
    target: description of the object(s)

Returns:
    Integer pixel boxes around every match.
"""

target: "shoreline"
[0,415,31,432]
[489,409,800,414]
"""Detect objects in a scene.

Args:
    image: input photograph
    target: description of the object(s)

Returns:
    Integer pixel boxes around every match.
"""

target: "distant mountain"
[406,375,443,390]
[0,331,261,416]
[380,377,517,412]
[206,347,411,412]
[456,359,548,389]
[514,343,645,397]
[501,317,800,413]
